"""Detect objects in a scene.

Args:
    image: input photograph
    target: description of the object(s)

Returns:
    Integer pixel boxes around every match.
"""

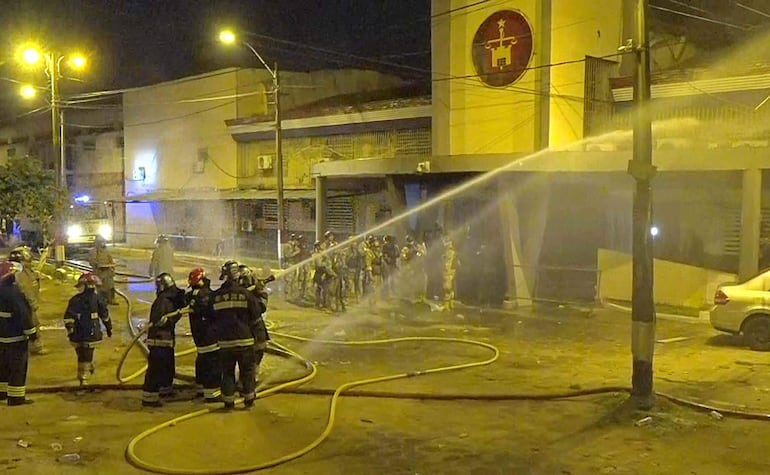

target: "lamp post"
[219,30,285,265]
[20,46,87,190]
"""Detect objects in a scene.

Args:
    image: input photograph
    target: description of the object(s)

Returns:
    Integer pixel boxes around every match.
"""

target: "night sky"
[0,0,431,121]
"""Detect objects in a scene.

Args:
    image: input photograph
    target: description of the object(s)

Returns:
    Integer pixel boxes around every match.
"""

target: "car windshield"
[68,203,108,221]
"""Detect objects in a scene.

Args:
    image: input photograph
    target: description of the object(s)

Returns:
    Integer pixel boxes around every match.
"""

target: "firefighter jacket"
[88,247,115,270]
[211,280,266,349]
[64,289,111,346]
[15,267,40,313]
[186,279,218,354]
[383,242,400,268]
[0,282,37,344]
[146,286,186,348]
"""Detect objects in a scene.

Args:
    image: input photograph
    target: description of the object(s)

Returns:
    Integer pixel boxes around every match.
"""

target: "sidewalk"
[110,244,281,275]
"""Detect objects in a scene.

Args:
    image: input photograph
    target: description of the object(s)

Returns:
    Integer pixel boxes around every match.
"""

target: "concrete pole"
[275,63,285,266]
[739,168,762,281]
[629,0,656,410]
[49,53,61,188]
[315,176,327,242]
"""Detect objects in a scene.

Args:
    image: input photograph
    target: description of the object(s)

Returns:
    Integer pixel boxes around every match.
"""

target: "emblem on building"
[472,10,534,87]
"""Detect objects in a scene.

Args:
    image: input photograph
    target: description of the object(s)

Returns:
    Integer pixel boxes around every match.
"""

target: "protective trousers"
[195,349,222,401]
[142,346,175,403]
[0,341,29,404]
[73,345,95,383]
[221,347,257,405]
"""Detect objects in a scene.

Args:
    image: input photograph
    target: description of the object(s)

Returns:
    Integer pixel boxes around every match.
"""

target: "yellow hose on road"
[125,334,499,474]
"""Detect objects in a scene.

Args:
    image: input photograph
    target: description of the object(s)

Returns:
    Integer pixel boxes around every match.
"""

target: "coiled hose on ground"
[37,259,770,474]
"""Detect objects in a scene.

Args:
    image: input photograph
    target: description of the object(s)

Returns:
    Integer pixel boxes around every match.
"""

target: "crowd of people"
[282,230,458,312]
[0,239,270,411]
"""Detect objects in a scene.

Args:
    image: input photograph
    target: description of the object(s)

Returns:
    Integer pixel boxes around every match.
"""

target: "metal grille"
[722,207,770,256]
[394,128,431,156]
[583,56,617,137]
[327,196,354,234]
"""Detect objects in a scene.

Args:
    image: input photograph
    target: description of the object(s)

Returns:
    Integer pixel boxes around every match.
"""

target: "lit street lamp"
[219,29,286,265]
[19,45,87,190]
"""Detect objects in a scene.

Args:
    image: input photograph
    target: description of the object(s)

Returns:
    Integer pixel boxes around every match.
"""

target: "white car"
[711,270,770,350]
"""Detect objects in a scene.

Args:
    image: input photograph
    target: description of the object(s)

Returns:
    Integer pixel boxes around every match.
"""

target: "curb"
[602,301,709,324]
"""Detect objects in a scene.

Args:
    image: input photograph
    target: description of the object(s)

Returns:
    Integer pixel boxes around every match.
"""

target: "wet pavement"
[4,251,770,474]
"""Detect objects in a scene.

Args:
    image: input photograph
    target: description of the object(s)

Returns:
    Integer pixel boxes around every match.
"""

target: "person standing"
[442,235,457,311]
[142,273,186,407]
[149,234,175,278]
[8,246,45,354]
[63,273,112,385]
[186,268,221,403]
[381,235,400,298]
[88,236,117,305]
[0,261,38,406]
[211,261,264,410]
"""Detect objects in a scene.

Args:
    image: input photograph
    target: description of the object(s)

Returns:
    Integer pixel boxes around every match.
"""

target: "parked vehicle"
[711,270,770,350]
[65,199,113,250]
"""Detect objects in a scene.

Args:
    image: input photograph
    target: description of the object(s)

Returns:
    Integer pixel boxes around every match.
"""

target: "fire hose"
[39,260,770,473]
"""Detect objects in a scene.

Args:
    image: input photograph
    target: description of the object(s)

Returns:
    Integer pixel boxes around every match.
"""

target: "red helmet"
[188,267,206,287]
[0,261,22,282]
[76,272,102,288]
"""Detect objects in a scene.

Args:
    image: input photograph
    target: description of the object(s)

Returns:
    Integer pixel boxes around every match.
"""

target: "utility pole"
[48,53,63,189]
[628,0,656,409]
[274,63,285,266]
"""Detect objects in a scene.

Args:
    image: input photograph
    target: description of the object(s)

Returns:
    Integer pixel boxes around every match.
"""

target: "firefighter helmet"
[323,230,334,240]
[9,246,32,263]
[76,272,102,289]
[155,273,176,294]
[238,265,255,287]
[156,234,169,244]
[219,260,240,281]
[289,233,298,240]
[188,267,206,287]
[94,235,107,247]
[313,240,322,250]
[0,261,22,282]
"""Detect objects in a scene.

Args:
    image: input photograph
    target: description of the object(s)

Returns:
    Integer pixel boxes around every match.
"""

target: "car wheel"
[744,316,770,351]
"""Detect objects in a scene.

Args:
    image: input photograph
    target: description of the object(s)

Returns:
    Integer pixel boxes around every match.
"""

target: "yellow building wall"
[598,248,736,308]
[548,0,623,147]
[433,0,624,155]
[123,68,240,198]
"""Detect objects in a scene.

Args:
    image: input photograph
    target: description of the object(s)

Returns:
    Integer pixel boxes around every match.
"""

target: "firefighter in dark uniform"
[0,261,37,406]
[186,267,221,403]
[212,261,264,410]
[238,265,271,389]
[8,246,45,354]
[142,273,186,407]
[312,241,333,309]
[63,273,112,385]
[381,235,400,297]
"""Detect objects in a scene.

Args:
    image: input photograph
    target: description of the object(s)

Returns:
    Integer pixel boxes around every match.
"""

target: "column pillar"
[739,168,762,281]
[315,176,327,241]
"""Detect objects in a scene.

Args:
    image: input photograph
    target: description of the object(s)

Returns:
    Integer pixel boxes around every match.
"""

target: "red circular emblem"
[472,10,534,87]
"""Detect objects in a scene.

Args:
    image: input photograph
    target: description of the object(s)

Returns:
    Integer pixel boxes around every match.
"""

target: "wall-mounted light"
[133,166,146,181]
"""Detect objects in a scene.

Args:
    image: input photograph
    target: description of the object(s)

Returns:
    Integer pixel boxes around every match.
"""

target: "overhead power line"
[650,4,750,30]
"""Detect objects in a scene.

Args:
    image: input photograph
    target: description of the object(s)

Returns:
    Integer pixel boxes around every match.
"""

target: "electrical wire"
[650,4,750,30]
[124,101,235,128]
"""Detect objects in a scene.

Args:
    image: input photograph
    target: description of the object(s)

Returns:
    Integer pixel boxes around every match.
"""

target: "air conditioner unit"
[257,155,274,170]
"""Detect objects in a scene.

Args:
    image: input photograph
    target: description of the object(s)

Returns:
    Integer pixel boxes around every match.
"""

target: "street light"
[17,45,87,190]
[219,29,285,265]
[19,84,37,99]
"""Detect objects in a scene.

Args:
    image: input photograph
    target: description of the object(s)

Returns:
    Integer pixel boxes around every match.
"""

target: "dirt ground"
[3,265,770,474]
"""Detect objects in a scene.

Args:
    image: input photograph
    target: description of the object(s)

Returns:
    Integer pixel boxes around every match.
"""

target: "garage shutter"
[723,207,770,255]
[327,196,354,234]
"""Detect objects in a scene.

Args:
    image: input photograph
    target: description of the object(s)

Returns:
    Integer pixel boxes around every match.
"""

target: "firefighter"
[142,273,186,407]
[8,246,45,355]
[322,230,337,251]
[312,241,333,309]
[238,265,271,389]
[63,273,112,386]
[0,261,38,406]
[362,236,376,295]
[88,236,117,305]
[149,234,175,278]
[212,261,264,410]
[381,235,400,297]
[295,235,310,300]
[329,246,348,312]
[186,268,221,403]
[346,237,365,302]
[442,235,457,310]
[400,234,427,302]
[283,234,302,299]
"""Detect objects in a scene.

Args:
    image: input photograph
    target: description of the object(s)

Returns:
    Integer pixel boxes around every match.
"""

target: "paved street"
[3,251,770,474]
